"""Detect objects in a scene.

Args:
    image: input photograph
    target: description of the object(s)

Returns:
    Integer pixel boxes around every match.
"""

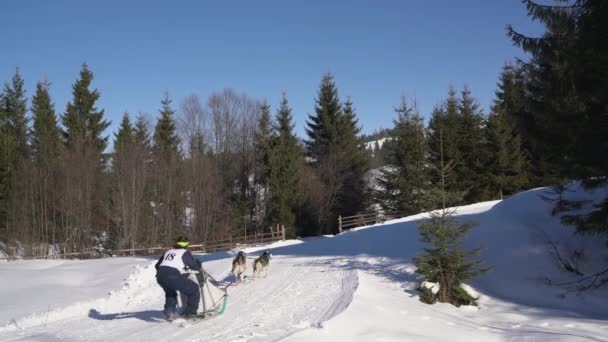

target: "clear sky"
[1,0,543,144]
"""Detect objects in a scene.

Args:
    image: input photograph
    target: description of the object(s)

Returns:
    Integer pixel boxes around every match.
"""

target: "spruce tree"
[60,64,111,252]
[416,129,489,306]
[305,72,343,232]
[335,99,369,218]
[427,87,462,201]
[153,93,181,160]
[305,74,369,233]
[62,64,110,156]
[268,94,301,237]
[31,82,62,166]
[1,69,28,159]
[457,86,489,202]
[377,96,428,214]
[485,73,528,199]
[114,113,134,167]
[134,114,152,154]
[151,94,182,244]
[306,72,342,163]
[509,0,608,235]
[0,69,28,233]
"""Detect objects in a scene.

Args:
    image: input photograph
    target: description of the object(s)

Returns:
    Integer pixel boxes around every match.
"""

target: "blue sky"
[1,0,543,144]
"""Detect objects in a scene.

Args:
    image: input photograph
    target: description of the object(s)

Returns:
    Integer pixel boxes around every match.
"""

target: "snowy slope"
[1,184,608,341]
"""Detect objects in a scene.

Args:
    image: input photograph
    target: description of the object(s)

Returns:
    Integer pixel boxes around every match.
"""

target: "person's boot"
[164,311,177,321]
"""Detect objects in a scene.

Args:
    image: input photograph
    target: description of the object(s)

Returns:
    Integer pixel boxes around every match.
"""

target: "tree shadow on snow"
[292,257,420,297]
[88,308,165,323]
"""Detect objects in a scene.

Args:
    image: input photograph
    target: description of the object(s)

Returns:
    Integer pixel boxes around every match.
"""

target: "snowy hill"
[1,184,607,341]
[363,137,390,151]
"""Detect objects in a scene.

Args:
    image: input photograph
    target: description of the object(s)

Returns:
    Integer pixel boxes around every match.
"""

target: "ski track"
[0,255,358,342]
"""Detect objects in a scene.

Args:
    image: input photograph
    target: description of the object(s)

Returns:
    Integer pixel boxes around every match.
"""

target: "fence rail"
[0,225,286,261]
[338,211,409,233]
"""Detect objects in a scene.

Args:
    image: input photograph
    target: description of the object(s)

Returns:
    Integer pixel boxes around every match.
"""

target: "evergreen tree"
[59,64,111,252]
[427,87,462,200]
[457,86,489,202]
[509,0,608,234]
[1,69,28,159]
[151,93,182,244]
[0,69,28,233]
[416,129,489,306]
[305,72,342,163]
[485,71,529,199]
[62,64,110,157]
[254,103,272,230]
[268,94,301,237]
[153,93,181,160]
[335,99,369,218]
[114,113,134,165]
[134,114,152,151]
[31,82,62,165]
[377,96,428,214]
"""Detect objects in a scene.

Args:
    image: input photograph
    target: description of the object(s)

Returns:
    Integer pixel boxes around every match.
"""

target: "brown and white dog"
[253,250,271,278]
[231,251,246,282]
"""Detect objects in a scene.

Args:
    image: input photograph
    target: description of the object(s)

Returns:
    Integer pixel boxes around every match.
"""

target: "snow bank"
[0,257,151,324]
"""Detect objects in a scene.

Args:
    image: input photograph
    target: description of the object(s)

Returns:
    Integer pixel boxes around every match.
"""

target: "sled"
[178,269,229,322]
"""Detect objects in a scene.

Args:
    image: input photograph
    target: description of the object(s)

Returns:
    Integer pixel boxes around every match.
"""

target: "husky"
[253,250,271,278]
[231,251,247,282]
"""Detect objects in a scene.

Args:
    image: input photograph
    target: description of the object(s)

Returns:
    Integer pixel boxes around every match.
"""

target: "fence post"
[338,215,342,234]
[281,224,286,240]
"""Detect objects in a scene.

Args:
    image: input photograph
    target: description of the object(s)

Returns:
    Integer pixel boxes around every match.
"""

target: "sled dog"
[253,250,271,278]
[231,251,247,282]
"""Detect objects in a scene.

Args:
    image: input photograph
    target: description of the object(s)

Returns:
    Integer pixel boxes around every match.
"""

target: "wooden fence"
[0,225,286,261]
[338,211,408,233]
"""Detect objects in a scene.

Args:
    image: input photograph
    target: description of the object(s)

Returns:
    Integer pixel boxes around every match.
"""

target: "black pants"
[156,272,200,316]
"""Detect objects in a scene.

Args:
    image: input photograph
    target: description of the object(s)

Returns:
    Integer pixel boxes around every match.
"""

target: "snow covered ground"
[1,184,607,341]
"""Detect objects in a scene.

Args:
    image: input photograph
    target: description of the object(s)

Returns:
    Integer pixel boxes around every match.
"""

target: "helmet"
[175,236,189,248]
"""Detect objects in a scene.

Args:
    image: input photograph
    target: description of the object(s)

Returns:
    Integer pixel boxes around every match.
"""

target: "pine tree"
[457,86,489,202]
[151,93,182,244]
[134,114,152,153]
[153,93,181,160]
[335,99,369,218]
[62,64,110,156]
[1,69,28,159]
[427,87,462,201]
[60,64,111,252]
[253,103,273,230]
[31,82,62,165]
[306,72,342,163]
[114,113,134,167]
[415,129,489,306]
[377,96,428,214]
[268,94,302,237]
[0,69,28,234]
[485,71,529,199]
[509,0,608,235]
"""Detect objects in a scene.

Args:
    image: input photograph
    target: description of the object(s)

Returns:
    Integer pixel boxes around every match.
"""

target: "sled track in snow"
[0,255,358,342]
